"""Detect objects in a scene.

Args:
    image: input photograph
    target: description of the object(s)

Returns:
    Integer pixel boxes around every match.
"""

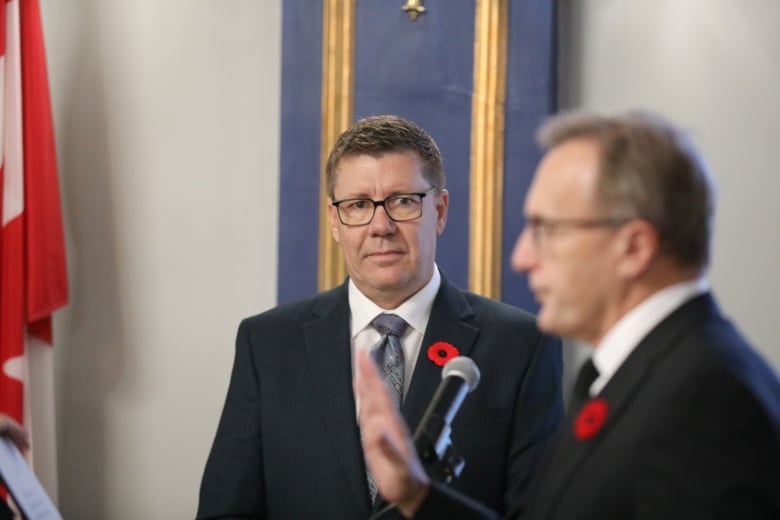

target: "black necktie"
[569,358,599,417]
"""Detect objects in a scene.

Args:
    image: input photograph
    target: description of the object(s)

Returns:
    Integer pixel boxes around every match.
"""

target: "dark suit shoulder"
[671,313,780,433]
[634,295,778,402]
[621,297,780,459]
[239,283,347,330]
[632,319,780,515]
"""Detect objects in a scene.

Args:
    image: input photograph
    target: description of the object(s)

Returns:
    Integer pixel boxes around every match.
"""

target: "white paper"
[0,437,62,520]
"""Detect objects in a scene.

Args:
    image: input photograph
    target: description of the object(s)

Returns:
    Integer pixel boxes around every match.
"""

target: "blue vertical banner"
[352,0,476,289]
[279,0,555,312]
[278,1,323,302]
[502,1,557,309]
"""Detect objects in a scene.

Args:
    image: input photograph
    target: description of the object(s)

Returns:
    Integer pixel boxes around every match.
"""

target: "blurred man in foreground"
[357,110,780,519]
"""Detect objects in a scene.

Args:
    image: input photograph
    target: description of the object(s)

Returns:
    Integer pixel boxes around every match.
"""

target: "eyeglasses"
[331,188,436,227]
[524,215,632,250]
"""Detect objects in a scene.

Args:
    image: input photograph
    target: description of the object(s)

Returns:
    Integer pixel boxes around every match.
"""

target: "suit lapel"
[401,277,479,438]
[533,293,719,514]
[302,283,372,512]
[371,277,479,515]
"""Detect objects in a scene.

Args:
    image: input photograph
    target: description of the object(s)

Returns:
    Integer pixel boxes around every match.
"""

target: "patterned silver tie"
[366,312,408,502]
[370,313,408,407]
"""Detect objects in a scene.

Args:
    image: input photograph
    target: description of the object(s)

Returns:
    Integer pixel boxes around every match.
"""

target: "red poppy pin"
[574,398,609,441]
[427,341,459,367]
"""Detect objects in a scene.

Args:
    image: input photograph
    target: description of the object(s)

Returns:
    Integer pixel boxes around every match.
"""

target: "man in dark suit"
[197,115,563,519]
[356,110,780,518]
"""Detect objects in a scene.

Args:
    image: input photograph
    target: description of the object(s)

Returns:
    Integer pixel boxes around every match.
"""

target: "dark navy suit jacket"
[417,293,780,519]
[197,275,563,519]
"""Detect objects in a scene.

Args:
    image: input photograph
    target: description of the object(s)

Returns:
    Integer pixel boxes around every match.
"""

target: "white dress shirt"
[350,265,441,416]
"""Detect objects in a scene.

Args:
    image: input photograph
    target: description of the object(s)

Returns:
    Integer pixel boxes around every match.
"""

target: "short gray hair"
[537,110,716,270]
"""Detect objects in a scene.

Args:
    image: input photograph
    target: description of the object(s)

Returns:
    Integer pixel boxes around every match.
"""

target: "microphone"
[412,356,480,479]
[369,357,482,519]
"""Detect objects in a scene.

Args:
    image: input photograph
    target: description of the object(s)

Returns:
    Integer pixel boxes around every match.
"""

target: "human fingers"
[355,349,397,418]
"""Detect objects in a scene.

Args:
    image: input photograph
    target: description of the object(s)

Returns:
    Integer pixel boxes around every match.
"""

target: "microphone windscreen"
[441,356,480,392]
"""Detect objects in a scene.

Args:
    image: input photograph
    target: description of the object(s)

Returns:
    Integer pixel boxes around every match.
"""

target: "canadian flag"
[1,0,68,504]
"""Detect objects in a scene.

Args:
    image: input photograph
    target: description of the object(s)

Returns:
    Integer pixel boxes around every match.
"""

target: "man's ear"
[435,189,449,235]
[615,219,659,279]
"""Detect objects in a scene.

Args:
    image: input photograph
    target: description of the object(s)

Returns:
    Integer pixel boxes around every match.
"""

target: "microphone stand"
[368,434,465,519]
[369,357,479,519]
[415,431,465,485]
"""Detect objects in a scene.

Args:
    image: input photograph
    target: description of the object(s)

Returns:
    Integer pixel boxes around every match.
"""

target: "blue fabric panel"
[352,0,476,292]
[278,1,323,304]
[278,0,555,308]
[501,1,556,310]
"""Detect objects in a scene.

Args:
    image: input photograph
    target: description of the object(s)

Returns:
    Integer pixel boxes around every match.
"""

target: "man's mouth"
[368,250,402,257]
[366,250,403,262]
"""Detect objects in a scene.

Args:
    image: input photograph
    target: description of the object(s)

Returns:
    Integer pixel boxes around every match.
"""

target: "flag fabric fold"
[1,0,67,504]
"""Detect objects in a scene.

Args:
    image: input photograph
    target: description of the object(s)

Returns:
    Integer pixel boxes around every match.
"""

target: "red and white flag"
[1,0,67,503]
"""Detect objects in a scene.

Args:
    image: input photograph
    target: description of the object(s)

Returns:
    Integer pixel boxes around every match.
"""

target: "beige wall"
[559,0,780,372]
[43,1,281,517]
[40,0,778,517]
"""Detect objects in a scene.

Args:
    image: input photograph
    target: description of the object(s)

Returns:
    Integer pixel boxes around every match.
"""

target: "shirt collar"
[590,277,709,395]
[348,265,441,339]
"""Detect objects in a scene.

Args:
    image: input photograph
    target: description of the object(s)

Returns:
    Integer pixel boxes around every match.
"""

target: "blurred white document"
[0,437,62,520]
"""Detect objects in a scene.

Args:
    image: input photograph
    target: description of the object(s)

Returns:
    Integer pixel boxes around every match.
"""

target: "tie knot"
[371,313,408,338]
[578,358,599,389]
[569,358,599,416]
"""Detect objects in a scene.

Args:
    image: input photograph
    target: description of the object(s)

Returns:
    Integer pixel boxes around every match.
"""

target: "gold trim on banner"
[469,0,508,299]
[318,0,355,292]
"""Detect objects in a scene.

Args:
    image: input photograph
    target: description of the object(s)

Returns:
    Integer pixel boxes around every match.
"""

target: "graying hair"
[537,110,716,270]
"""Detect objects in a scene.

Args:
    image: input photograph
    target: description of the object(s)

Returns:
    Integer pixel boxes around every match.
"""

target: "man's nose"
[511,227,538,273]
[369,203,396,234]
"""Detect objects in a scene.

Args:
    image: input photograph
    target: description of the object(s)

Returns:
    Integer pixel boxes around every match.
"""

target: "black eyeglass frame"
[523,215,633,249]
[331,187,437,227]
